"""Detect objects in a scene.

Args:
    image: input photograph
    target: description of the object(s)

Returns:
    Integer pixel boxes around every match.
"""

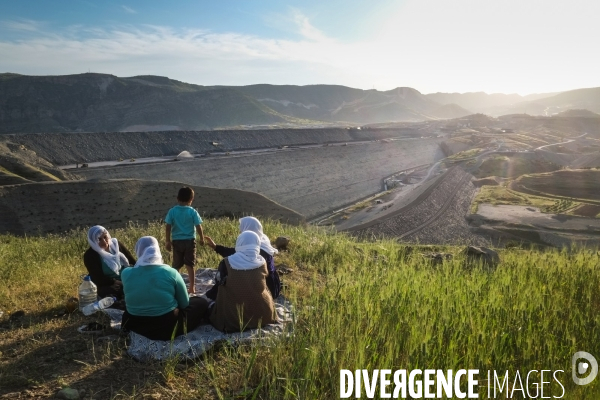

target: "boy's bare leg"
[186,264,195,294]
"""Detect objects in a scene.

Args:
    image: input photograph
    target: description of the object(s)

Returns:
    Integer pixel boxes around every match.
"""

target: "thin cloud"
[261,8,329,42]
[0,18,45,32]
[0,23,347,67]
[291,9,327,42]
[121,5,137,14]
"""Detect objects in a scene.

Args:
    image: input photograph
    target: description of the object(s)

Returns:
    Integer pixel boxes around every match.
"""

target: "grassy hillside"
[517,169,600,201]
[1,220,600,398]
[497,114,600,139]
[0,141,70,185]
[474,155,560,178]
[0,73,294,133]
[0,74,472,133]
[471,185,560,212]
[540,87,600,114]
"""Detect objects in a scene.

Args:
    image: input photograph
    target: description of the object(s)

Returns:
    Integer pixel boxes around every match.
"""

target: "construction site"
[1,113,600,246]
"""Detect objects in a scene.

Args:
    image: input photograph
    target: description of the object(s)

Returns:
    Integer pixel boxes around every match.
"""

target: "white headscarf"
[227,231,266,270]
[133,236,164,268]
[239,216,278,256]
[87,225,129,276]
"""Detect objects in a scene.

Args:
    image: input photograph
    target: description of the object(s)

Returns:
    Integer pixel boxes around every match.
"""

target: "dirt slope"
[0,179,303,236]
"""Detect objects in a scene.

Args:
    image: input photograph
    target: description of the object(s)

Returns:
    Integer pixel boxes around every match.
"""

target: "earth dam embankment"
[1,128,444,221]
[73,138,444,218]
[2,127,420,165]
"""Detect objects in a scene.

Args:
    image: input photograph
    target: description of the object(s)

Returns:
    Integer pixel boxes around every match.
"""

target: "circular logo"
[572,351,598,385]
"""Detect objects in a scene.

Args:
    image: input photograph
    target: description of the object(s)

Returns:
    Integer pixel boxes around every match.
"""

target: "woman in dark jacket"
[83,225,136,299]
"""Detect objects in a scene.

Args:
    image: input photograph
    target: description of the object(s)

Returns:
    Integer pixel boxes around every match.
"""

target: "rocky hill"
[497,114,600,138]
[0,73,472,133]
[238,85,472,123]
[0,73,295,133]
[538,88,600,114]
[495,88,600,117]
[556,109,600,118]
[425,91,557,115]
[426,89,600,118]
[3,72,599,132]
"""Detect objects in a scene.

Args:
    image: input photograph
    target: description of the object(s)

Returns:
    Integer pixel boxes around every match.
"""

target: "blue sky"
[1,0,598,94]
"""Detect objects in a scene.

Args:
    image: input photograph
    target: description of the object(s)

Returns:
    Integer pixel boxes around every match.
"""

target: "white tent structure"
[176,151,194,160]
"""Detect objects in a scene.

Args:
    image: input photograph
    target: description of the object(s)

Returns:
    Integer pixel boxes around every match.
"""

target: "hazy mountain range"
[426,89,600,116]
[0,73,599,133]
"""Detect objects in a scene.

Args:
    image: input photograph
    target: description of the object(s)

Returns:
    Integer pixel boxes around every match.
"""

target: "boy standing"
[165,187,204,294]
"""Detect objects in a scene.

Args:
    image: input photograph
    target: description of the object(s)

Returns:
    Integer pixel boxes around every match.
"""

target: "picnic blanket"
[102,268,294,361]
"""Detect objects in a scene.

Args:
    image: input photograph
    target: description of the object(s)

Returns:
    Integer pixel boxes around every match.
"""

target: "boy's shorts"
[172,239,196,269]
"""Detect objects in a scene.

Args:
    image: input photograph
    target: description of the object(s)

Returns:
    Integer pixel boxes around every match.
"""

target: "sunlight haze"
[0,0,598,94]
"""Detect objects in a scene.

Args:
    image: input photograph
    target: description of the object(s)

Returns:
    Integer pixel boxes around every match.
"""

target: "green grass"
[545,199,576,214]
[0,158,61,182]
[471,185,561,213]
[1,220,600,398]
[517,169,600,202]
[474,156,560,179]
[0,166,30,185]
[447,148,483,162]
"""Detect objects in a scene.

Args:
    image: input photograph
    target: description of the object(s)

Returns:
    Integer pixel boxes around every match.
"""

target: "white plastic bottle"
[82,297,116,316]
[78,275,97,312]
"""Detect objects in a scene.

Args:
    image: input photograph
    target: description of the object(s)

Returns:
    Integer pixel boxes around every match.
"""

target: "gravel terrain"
[402,176,487,245]
[73,139,444,218]
[352,167,489,245]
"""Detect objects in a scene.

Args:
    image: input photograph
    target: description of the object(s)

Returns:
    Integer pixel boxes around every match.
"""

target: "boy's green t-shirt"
[165,205,202,240]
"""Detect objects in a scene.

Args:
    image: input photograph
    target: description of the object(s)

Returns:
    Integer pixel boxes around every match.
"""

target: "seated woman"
[84,225,136,299]
[208,231,277,333]
[121,236,208,340]
[204,216,281,299]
